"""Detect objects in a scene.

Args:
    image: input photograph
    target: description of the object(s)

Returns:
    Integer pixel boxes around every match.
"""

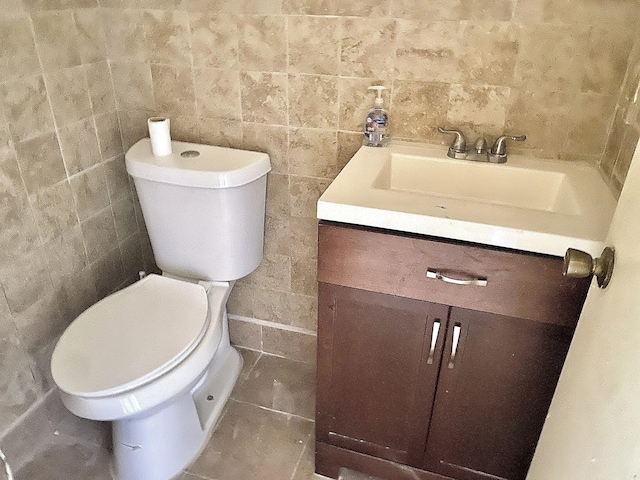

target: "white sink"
[317,142,617,257]
[373,153,581,215]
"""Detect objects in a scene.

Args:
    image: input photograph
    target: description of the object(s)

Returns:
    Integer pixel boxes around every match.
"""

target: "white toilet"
[50,139,271,480]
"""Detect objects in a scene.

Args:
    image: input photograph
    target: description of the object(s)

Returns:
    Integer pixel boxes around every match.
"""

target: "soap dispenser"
[363,86,390,147]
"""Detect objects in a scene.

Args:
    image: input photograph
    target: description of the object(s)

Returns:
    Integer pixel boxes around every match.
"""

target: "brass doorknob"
[563,247,615,288]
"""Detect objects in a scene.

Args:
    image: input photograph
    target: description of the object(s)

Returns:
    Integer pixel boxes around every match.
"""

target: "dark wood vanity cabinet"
[315,222,590,480]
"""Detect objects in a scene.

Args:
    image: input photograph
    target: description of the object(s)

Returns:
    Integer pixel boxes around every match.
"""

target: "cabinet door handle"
[426,320,441,365]
[426,269,488,287]
[447,324,462,369]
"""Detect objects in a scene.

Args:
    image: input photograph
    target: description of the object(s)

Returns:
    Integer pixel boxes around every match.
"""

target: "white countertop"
[317,142,617,257]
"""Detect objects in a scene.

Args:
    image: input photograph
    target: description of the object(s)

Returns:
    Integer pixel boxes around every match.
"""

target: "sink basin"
[373,153,581,215]
[317,142,617,257]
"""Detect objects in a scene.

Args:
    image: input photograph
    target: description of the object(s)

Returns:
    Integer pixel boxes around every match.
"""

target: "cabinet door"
[317,283,450,466]
[422,307,574,480]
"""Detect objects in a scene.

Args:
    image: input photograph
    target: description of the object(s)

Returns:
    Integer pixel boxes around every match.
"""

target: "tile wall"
[2,0,640,467]
[0,0,153,448]
[101,0,640,352]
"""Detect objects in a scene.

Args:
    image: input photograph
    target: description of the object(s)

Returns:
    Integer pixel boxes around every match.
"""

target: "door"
[526,142,640,478]
[422,308,573,480]
[316,283,449,466]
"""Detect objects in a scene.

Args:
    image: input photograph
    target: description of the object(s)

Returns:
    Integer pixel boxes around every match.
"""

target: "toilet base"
[112,340,243,480]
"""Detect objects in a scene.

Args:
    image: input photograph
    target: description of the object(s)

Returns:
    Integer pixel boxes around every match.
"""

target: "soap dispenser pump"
[363,86,390,147]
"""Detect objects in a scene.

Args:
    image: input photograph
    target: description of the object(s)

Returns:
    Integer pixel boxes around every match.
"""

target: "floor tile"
[187,400,313,480]
[292,436,332,480]
[14,435,112,480]
[232,353,316,420]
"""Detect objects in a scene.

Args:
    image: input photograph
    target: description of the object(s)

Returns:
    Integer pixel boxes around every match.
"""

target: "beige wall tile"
[262,326,316,364]
[289,175,330,218]
[228,316,262,350]
[190,13,238,69]
[447,84,511,133]
[120,233,144,280]
[1,75,55,141]
[0,15,41,82]
[565,93,616,156]
[514,24,589,92]
[117,108,152,151]
[282,0,333,15]
[337,131,363,171]
[15,132,66,194]
[85,62,117,115]
[238,15,287,72]
[45,66,93,127]
[240,71,288,125]
[264,214,291,257]
[112,197,138,242]
[58,118,101,175]
[0,147,23,202]
[243,123,289,174]
[0,317,41,432]
[30,180,78,243]
[582,27,634,96]
[94,111,123,160]
[288,74,338,129]
[168,115,200,143]
[0,194,41,265]
[288,127,338,178]
[390,0,462,20]
[392,80,449,140]
[0,248,53,314]
[250,252,291,291]
[395,20,462,82]
[103,155,130,202]
[143,10,191,66]
[288,16,340,75]
[43,225,88,283]
[31,10,82,70]
[82,208,118,263]
[71,166,110,221]
[341,17,396,79]
[101,8,147,61]
[74,8,108,64]
[110,62,154,111]
[227,282,257,319]
[151,64,196,118]
[266,172,290,218]
[460,0,515,21]
[198,117,243,148]
[195,68,242,120]
[90,246,125,299]
[458,21,519,85]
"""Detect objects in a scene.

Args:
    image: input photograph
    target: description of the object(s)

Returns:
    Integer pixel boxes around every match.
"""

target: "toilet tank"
[125,139,271,282]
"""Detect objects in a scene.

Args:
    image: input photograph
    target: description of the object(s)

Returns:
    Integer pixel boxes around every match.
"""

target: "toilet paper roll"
[148,117,172,156]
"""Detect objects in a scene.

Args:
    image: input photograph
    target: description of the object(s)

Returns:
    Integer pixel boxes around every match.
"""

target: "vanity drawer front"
[317,222,589,327]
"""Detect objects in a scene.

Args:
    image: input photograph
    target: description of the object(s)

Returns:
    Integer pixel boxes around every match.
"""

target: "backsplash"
[1,0,639,461]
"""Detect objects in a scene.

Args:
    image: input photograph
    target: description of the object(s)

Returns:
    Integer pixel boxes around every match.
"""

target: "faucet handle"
[488,134,526,163]
[490,134,526,155]
[438,127,467,158]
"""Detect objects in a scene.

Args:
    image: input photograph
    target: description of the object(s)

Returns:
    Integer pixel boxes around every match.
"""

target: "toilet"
[50,139,271,480]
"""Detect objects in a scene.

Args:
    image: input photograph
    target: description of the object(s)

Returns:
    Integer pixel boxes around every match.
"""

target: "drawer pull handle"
[426,320,440,365]
[426,269,488,287]
[448,324,462,369]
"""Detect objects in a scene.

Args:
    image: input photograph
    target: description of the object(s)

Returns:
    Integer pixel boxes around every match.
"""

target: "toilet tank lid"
[51,274,209,398]
[125,139,271,188]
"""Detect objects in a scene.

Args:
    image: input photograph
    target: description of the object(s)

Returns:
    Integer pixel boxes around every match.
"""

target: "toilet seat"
[51,275,210,398]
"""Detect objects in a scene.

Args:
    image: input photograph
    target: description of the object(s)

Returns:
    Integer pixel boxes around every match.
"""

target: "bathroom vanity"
[315,143,617,480]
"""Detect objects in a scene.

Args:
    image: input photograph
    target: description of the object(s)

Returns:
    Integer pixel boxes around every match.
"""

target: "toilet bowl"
[50,139,271,480]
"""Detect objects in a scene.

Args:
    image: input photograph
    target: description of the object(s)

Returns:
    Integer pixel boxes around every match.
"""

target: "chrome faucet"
[438,127,526,163]
[488,134,527,163]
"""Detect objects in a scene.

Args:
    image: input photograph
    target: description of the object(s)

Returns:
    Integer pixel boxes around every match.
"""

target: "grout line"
[229,398,315,423]
[229,314,317,336]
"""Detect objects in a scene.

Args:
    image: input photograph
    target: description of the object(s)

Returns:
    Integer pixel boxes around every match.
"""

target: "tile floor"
[10,348,329,480]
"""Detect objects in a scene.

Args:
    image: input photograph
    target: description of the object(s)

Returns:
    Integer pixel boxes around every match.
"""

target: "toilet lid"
[51,275,209,397]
